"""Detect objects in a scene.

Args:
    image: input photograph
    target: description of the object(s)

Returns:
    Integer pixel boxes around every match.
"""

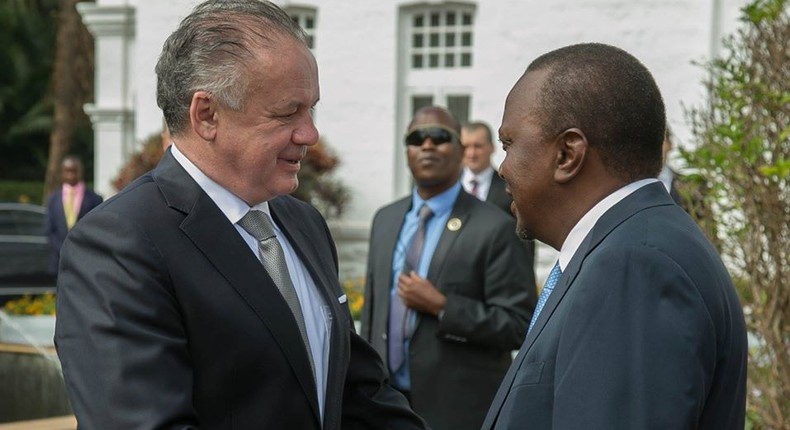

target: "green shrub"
[683,0,789,426]
[0,181,45,204]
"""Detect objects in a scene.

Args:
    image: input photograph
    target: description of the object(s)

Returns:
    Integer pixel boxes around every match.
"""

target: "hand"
[397,271,447,316]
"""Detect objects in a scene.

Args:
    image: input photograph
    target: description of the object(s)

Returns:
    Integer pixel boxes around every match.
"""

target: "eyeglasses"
[404,125,459,147]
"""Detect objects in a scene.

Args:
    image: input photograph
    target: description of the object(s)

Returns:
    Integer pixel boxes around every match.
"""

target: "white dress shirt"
[461,166,495,200]
[171,144,330,419]
[556,178,659,271]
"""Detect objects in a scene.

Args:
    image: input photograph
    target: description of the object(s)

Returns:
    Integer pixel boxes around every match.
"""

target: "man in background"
[44,155,102,276]
[361,106,535,430]
[461,121,536,291]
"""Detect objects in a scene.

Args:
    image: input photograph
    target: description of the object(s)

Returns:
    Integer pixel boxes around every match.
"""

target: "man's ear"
[189,91,218,141]
[554,128,587,184]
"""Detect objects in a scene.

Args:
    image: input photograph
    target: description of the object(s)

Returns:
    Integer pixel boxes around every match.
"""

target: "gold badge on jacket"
[447,218,462,231]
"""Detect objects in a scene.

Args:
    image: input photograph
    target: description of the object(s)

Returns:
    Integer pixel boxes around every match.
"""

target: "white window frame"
[285,5,317,50]
[407,4,475,70]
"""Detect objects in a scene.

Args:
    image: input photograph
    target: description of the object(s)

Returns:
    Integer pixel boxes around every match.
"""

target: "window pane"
[446,12,456,26]
[14,211,45,235]
[414,14,424,27]
[305,16,314,29]
[461,32,472,47]
[413,34,424,48]
[412,96,434,115]
[412,54,423,68]
[429,33,440,47]
[461,53,472,66]
[445,33,456,47]
[462,13,473,25]
[430,12,440,27]
[0,212,16,235]
[429,54,439,68]
[447,95,470,125]
[445,53,455,67]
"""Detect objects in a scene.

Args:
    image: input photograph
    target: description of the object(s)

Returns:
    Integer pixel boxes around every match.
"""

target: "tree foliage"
[0,0,95,192]
[112,134,165,192]
[42,0,95,199]
[292,139,350,220]
[683,0,789,427]
[0,0,58,180]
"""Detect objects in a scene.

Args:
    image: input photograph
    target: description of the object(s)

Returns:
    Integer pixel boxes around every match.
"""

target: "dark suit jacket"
[361,190,536,430]
[55,151,425,430]
[485,173,536,290]
[45,186,102,275]
[482,183,747,429]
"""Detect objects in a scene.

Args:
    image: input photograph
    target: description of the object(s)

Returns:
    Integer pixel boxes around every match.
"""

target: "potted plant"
[0,293,57,347]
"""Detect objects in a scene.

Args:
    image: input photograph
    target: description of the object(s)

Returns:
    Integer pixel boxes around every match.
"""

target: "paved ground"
[0,415,75,430]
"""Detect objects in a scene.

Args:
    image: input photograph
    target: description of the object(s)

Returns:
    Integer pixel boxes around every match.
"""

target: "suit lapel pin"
[447,218,462,231]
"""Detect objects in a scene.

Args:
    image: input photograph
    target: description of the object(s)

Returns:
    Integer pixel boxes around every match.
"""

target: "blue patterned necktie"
[527,261,562,334]
[388,204,433,373]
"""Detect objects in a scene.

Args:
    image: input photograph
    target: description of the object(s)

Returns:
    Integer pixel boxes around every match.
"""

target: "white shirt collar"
[462,165,494,185]
[170,143,269,224]
[557,178,659,270]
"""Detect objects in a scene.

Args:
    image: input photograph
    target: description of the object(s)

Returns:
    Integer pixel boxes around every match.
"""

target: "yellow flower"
[341,277,365,321]
[2,293,56,316]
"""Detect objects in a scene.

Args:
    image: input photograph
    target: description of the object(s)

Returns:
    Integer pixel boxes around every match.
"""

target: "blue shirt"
[389,182,461,390]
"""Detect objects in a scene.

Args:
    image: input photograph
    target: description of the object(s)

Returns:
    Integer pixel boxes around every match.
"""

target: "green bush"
[683,0,789,427]
[0,181,45,204]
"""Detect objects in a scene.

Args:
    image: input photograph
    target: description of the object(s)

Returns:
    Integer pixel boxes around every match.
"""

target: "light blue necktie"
[527,261,562,334]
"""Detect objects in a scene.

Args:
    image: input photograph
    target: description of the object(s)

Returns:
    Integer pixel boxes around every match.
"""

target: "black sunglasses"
[404,126,459,147]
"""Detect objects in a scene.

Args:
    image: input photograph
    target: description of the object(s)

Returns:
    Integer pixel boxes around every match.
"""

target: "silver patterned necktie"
[388,204,433,373]
[527,261,562,334]
[238,210,315,375]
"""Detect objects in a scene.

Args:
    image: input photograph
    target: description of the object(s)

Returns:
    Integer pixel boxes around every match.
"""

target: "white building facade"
[80,0,750,282]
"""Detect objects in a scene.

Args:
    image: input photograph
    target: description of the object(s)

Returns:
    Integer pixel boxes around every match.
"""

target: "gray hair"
[156,0,308,135]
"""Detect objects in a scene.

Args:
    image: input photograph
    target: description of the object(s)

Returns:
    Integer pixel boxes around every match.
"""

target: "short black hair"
[526,43,666,181]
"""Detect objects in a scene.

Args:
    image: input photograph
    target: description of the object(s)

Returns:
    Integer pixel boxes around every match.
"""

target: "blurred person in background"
[461,120,536,294]
[44,155,102,277]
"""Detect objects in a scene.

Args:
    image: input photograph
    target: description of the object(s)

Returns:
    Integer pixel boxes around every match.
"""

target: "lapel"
[520,183,674,353]
[377,198,411,296]
[269,197,347,430]
[51,191,68,230]
[486,173,506,202]
[77,190,94,218]
[426,190,474,283]
[486,183,675,426]
[152,151,322,423]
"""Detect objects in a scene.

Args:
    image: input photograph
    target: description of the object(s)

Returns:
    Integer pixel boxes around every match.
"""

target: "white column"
[78,3,135,199]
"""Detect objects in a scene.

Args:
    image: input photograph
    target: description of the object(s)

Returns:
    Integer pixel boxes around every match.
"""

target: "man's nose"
[293,117,319,146]
[420,138,438,148]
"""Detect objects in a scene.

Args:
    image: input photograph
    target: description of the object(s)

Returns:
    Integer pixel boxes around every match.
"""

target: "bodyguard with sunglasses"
[360,106,536,430]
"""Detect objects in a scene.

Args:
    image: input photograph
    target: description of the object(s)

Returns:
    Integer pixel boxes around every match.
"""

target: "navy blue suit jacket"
[45,185,103,274]
[482,182,747,429]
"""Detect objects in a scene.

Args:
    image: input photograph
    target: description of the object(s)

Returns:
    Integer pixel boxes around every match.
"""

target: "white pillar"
[78,3,135,199]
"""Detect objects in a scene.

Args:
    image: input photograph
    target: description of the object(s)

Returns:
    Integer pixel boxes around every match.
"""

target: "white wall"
[92,0,752,281]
